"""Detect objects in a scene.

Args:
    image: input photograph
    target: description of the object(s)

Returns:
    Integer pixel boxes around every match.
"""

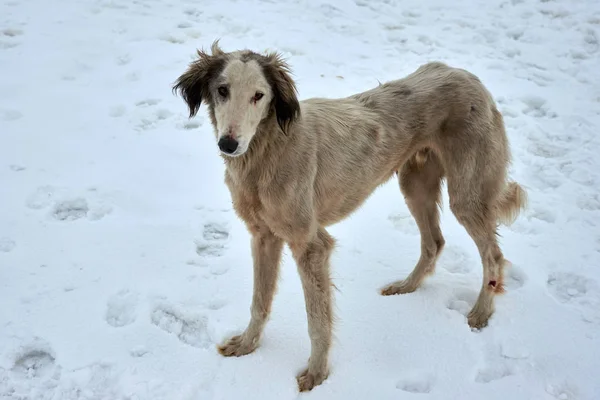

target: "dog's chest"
[225,171,264,226]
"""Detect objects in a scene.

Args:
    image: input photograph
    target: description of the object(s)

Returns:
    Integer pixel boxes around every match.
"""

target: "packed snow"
[1,0,600,398]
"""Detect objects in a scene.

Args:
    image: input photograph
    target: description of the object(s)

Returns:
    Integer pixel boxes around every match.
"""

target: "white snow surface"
[1,0,600,398]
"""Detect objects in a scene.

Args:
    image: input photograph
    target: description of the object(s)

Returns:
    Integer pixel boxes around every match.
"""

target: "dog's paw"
[467,306,493,330]
[380,280,417,296]
[217,334,258,357]
[296,368,328,392]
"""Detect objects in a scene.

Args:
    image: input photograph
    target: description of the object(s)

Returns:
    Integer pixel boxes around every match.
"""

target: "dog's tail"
[495,181,527,226]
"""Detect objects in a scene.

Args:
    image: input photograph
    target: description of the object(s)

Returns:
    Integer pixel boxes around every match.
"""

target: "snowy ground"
[1,0,600,398]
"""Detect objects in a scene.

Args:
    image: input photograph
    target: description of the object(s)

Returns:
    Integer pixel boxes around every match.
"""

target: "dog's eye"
[253,92,264,102]
[218,86,228,97]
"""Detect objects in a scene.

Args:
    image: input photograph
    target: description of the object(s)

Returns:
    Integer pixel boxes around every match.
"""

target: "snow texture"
[1,0,600,398]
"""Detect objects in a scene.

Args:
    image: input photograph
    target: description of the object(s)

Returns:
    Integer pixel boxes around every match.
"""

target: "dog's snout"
[218,135,239,154]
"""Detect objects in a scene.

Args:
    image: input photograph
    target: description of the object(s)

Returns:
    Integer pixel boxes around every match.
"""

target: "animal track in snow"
[446,289,478,317]
[183,8,203,18]
[10,164,26,171]
[9,338,58,382]
[135,98,161,107]
[106,289,139,327]
[504,262,527,290]
[12,349,56,379]
[577,193,600,211]
[158,33,185,44]
[527,140,569,159]
[1,28,23,37]
[195,223,230,257]
[439,245,472,274]
[475,341,527,384]
[520,95,557,118]
[52,198,89,221]
[26,186,112,221]
[545,382,579,400]
[547,272,596,302]
[396,370,435,393]
[115,54,131,66]
[133,99,174,130]
[151,304,211,348]
[475,362,514,383]
[180,120,201,130]
[0,28,22,49]
[155,109,173,120]
[130,345,150,358]
[388,213,419,235]
[0,237,16,252]
[547,272,600,323]
[528,206,557,223]
[0,108,22,121]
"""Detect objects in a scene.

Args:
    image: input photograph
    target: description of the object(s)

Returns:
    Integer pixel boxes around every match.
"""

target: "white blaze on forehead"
[221,58,270,96]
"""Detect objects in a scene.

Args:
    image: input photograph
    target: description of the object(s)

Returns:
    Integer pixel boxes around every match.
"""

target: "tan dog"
[173,41,527,391]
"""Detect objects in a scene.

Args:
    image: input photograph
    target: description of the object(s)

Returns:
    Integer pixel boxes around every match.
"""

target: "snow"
[1,0,599,398]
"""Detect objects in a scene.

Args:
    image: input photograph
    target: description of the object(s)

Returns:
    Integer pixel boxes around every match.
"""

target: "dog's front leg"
[290,227,335,392]
[218,227,283,356]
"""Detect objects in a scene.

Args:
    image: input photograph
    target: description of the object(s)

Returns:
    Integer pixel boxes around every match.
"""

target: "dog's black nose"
[218,136,239,154]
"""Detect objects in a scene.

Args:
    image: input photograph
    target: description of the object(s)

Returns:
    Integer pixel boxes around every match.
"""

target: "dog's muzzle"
[218,135,239,155]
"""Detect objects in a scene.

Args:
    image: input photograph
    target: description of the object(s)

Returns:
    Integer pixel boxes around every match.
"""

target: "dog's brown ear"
[172,41,226,118]
[262,52,300,133]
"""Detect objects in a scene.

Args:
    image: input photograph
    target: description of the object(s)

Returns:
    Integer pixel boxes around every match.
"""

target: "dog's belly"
[315,167,396,226]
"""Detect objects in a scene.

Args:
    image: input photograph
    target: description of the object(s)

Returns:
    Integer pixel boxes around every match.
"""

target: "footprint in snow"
[183,8,203,18]
[195,222,230,257]
[10,164,26,171]
[545,382,580,400]
[159,33,185,44]
[547,271,600,323]
[446,289,478,318]
[520,95,557,118]
[526,140,569,159]
[151,304,211,348]
[527,205,557,223]
[115,54,131,66]
[388,213,419,235]
[9,338,58,381]
[475,340,529,384]
[439,245,472,274]
[0,237,16,252]
[26,186,112,221]
[106,289,139,327]
[396,370,435,393]
[1,108,22,121]
[547,272,596,301]
[177,21,193,29]
[475,362,514,383]
[52,198,89,221]
[0,28,23,49]
[180,120,201,130]
[504,262,527,291]
[135,98,161,107]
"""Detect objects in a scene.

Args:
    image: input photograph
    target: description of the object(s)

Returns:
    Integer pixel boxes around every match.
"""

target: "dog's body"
[174,42,526,391]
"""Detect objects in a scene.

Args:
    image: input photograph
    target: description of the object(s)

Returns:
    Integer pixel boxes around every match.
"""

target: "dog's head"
[173,41,300,157]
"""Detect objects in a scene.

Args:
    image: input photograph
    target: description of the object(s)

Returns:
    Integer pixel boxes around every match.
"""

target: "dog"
[173,41,527,391]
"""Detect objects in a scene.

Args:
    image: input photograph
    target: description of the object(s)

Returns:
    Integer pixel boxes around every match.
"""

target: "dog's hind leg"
[218,224,284,356]
[382,149,446,296]
[448,186,506,329]
[290,227,335,392]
